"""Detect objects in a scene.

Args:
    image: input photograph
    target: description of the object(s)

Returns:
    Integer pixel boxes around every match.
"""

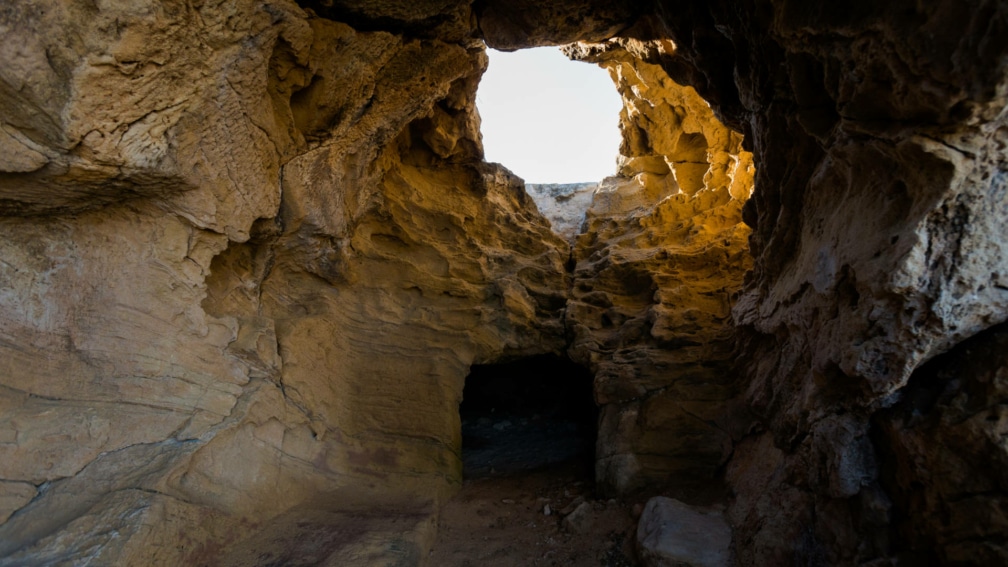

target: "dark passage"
[460,354,597,477]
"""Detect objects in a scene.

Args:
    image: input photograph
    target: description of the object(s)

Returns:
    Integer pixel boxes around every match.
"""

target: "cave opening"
[476,47,622,184]
[459,354,598,479]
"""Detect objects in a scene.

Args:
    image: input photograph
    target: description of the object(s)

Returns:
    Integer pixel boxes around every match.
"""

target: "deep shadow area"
[460,355,597,478]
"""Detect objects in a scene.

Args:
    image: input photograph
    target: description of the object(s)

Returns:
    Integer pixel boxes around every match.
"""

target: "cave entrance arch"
[459,354,598,478]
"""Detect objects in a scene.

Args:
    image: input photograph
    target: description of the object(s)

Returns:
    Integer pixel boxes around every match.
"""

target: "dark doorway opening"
[460,354,597,478]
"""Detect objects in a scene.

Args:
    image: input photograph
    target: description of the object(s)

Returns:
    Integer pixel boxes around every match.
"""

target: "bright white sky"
[476,47,623,184]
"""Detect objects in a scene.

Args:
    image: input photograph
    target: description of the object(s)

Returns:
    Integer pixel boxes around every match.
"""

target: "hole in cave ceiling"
[459,354,597,478]
[476,47,623,185]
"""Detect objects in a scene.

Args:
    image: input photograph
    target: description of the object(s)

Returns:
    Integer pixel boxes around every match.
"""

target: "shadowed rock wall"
[0,2,569,563]
[481,0,1008,561]
[661,3,1008,560]
[632,0,1008,563]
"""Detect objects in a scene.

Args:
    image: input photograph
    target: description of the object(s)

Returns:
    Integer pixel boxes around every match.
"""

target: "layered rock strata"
[0,2,569,564]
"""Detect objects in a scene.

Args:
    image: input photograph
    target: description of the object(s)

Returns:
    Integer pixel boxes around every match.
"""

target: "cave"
[459,355,597,477]
[1,1,1007,566]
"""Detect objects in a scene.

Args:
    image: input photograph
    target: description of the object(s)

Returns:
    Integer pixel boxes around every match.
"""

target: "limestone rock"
[296,0,473,42]
[477,0,643,50]
[525,182,598,241]
[664,0,1008,562]
[565,42,754,493]
[636,497,732,567]
[0,482,35,525]
[875,322,1008,565]
[0,0,313,239]
[561,500,595,534]
[0,126,48,173]
[0,2,568,563]
[211,498,437,567]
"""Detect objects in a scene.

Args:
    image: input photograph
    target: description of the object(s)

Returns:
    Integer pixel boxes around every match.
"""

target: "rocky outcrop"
[637,497,732,567]
[0,2,569,564]
[564,42,754,493]
[477,0,644,51]
[875,322,1008,564]
[650,2,1008,563]
[524,182,597,241]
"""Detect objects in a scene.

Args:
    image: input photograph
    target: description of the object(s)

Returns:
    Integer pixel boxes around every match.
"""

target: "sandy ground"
[427,461,639,567]
[430,366,725,567]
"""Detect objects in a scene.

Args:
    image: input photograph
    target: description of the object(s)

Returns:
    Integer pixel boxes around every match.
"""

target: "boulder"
[637,497,732,567]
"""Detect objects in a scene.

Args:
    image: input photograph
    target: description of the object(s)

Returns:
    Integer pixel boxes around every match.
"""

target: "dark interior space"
[459,354,598,478]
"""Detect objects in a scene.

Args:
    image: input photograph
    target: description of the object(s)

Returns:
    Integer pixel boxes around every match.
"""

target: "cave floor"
[428,460,639,567]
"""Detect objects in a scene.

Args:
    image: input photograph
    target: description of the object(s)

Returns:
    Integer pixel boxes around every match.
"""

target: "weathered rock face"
[2,0,1007,565]
[477,0,645,51]
[646,1,1008,563]
[564,42,754,493]
[875,322,1008,564]
[0,0,305,238]
[0,2,569,563]
[524,182,597,241]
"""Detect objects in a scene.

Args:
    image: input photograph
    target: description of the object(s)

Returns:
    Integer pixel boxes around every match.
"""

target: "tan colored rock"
[564,41,754,493]
[0,482,35,525]
[0,126,48,173]
[0,2,567,564]
[0,0,314,239]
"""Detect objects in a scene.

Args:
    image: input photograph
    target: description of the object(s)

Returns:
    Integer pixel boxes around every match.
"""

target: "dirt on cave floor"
[427,410,729,567]
[428,364,729,567]
[428,459,732,567]
[427,460,640,567]
[206,410,727,566]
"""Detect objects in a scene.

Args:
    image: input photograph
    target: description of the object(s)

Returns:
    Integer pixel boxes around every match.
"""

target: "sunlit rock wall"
[0,2,569,563]
[564,41,755,493]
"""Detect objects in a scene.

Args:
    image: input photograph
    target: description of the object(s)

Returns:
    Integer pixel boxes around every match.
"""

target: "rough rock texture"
[476,0,644,51]
[637,497,732,567]
[524,182,597,241]
[2,0,1008,565]
[875,322,1008,564]
[650,1,1008,563]
[550,1,1008,559]
[0,0,303,238]
[0,2,569,564]
[565,42,754,493]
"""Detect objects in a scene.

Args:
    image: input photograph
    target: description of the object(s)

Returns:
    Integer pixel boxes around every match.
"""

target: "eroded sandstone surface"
[1,0,1006,565]
[565,41,754,494]
[1,3,568,563]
